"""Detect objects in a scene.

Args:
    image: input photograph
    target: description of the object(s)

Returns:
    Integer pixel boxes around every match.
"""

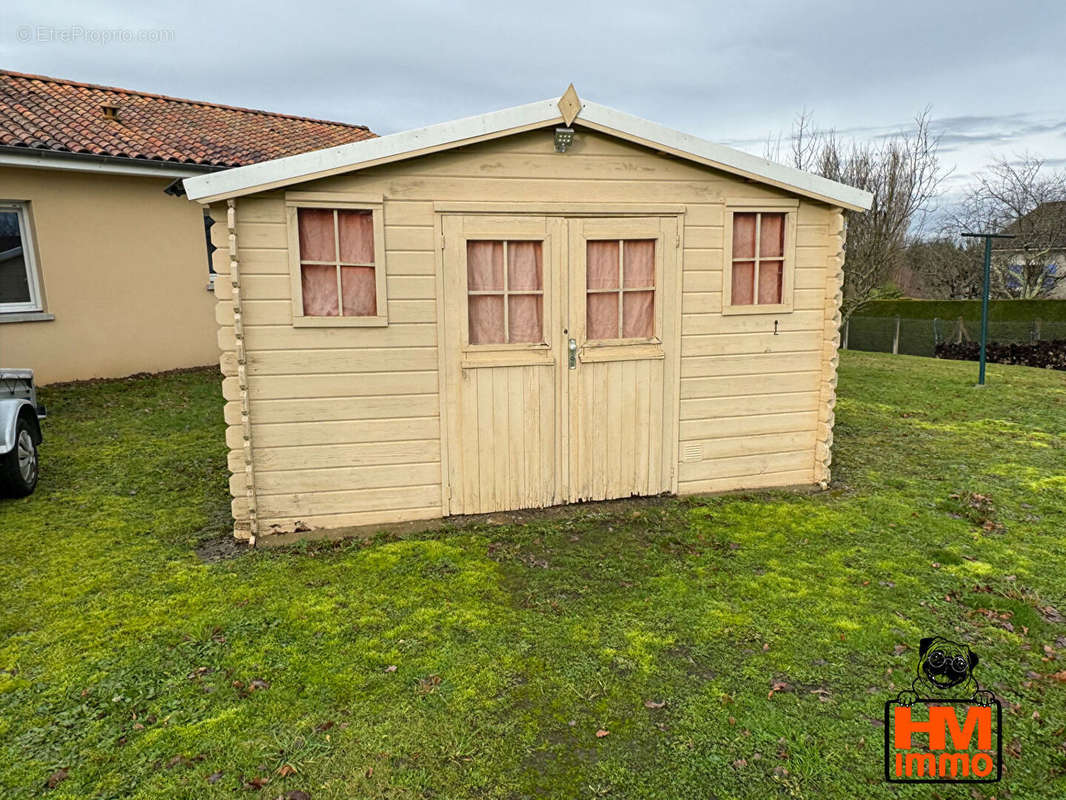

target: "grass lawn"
[1,351,1064,799]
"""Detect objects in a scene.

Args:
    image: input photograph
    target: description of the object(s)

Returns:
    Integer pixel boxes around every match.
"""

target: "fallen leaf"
[314,721,335,732]
[277,764,296,777]
[384,665,397,673]
[249,679,270,691]
[733,758,747,768]
[46,768,68,788]
[595,729,610,738]
[206,771,223,784]
[893,644,909,655]
[284,792,311,800]
[1049,671,1066,683]
[245,775,270,788]
[643,700,666,709]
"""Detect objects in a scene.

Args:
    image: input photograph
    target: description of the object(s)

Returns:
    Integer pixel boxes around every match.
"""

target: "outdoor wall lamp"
[554,127,575,152]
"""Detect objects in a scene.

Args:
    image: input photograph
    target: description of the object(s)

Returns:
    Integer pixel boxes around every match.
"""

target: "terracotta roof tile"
[0,70,375,168]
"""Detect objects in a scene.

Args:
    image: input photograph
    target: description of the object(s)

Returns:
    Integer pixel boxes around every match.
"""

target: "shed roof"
[0,69,376,170]
[183,90,873,211]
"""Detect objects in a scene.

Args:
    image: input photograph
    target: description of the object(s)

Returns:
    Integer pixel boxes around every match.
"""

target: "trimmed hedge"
[935,339,1066,370]
[854,299,1066,322]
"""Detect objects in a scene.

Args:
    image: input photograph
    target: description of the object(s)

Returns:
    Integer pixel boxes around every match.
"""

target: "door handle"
[568,338,577,369]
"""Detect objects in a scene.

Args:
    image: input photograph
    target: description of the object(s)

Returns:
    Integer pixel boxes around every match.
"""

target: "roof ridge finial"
[557,84,581,127]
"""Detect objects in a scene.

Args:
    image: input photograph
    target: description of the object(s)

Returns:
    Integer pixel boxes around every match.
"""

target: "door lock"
[568,338,577,369]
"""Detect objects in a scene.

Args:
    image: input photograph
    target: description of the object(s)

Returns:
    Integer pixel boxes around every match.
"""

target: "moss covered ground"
[1,352,1064,798]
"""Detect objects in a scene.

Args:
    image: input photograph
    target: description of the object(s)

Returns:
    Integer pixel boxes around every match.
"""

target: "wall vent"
[681,443,703,463]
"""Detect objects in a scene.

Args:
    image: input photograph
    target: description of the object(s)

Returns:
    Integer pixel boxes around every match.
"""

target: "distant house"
[0,70,374,383]
[993,200,1066,299]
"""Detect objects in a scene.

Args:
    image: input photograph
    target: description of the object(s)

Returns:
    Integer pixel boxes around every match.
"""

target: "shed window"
[586,239,655,340]
[727,211,791,309]
[0,202,43,314]
[287,200,387,326]
[467,240,543,344]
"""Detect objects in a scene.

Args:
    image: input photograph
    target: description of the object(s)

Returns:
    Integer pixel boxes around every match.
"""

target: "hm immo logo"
[884,636,1002,783]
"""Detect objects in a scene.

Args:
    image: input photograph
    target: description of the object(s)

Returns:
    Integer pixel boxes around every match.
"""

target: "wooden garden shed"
[183,87,872,543]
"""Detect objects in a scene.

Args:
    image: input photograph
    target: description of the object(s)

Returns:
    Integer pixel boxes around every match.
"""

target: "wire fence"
[842,316,1066,358]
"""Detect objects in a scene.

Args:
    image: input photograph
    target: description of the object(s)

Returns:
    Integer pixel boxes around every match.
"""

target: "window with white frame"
[286,201,387,326]
[724,209,795,313]
[0,202,43,314]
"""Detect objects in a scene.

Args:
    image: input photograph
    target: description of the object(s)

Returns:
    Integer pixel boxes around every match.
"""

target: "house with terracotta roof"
[0,70,374,383]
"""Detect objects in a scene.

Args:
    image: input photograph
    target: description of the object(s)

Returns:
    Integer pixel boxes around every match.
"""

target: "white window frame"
[0,201,44,314]
[285,193,388,327]
[722,200,798,315]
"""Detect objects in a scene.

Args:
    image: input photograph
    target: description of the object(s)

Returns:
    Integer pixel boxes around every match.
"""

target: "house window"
[467,240,544,345]
[725,209,794,312]
[0,202,42,314]
[286,201,387,326]
[586,239,655,340]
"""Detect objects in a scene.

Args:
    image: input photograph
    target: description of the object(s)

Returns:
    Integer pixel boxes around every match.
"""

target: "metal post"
[978,237,992,384]
[892,315,901,355]
[842,317,849,350]
[962,232,1015,386]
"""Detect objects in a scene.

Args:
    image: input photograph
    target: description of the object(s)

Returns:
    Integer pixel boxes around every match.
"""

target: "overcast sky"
[5,0,1065,202]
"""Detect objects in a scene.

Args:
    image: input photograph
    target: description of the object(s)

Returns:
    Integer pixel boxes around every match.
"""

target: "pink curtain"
[758,262,783,304]
[732,261,755,305]
[732,213,757,259]
[508,295,542,343]
[298,208,335,261]
[623,291,654,338]
[507,241,542,290]
[759,213,785,257]
[469,295,504,344]
[623,240,655,287]
[467,241,503,290]
[341,266,377,316]
[587,293,618,340]
[587,240,619,289]
[301,264,339,316]
[338,211,374,263]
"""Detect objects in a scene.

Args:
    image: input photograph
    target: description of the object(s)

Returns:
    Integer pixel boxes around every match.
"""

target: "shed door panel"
[568,218,678,501]
[442,216,565,515]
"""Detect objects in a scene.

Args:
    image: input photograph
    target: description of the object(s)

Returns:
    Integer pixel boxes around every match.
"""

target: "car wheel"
[0,416,38,497]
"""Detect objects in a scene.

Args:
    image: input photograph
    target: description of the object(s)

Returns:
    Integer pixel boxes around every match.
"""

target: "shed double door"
[441,214,679,516]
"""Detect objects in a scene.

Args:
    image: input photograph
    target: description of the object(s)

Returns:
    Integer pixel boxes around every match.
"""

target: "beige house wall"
[211,130,844,539]
[0,166,217,384]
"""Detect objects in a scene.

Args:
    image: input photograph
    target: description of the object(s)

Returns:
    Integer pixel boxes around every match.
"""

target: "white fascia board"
[0,149,207,179]
[184,96,873,212]
[578,102,873,211]
[183,98,564,203]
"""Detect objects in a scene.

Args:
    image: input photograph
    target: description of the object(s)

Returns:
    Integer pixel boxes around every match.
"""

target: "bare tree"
[768,111,946,320]
[903,237,982,299]
[949,155,1066,298]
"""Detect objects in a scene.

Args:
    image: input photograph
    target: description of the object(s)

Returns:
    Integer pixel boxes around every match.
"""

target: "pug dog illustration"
[895,636,996,706]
